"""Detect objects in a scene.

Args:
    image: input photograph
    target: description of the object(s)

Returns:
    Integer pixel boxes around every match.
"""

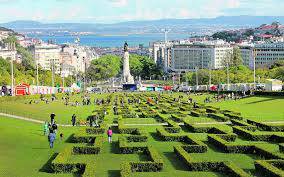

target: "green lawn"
[208,96,284,122]
[0,93,283,177]
[0,117,223,177]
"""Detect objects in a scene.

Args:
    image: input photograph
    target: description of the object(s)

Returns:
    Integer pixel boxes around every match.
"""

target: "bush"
[233,126,284,142]
[52,148,85,173]
[255,160,284,177]
[207,113,229,122]
[120,146,164,176]
[247,120,284,132]
[174,145,250,176]
[191,110,201,117]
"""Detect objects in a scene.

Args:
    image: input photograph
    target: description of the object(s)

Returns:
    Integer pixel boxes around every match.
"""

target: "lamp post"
[51,59,55,87]
[195,66,198,91]
[209,61,212,87]
[253,48,257,89]
[10,57,14,96]
[36,60,39,94]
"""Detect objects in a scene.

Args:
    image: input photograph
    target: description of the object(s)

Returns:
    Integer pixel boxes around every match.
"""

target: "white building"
[30,43,61,73]
[61,45,98,74]
[151,41,180,72]
[0,42,17,61]
[171,40,233,72]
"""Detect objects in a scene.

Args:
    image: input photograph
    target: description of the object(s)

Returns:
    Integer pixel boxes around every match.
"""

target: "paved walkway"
[1,112,283,127]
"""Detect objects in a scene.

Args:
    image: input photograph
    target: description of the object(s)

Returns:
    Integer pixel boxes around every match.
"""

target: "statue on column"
[122,42,134,84]
[124,41,128,52]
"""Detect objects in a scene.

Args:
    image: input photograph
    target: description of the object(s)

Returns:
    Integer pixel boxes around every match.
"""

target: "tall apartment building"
[254,42,284,68]
[171,41,233,72]
[151,41,179,72]
[239,45,254,69]
[239,42,284,69]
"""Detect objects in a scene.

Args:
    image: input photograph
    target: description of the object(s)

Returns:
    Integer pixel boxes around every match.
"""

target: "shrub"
[174,145,251,176]
[207,113,229,122]
[255,160,284,177]
[191,110,201,117]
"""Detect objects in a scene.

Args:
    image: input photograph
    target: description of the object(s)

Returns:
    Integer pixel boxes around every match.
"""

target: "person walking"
[107,127,113,143]
[71,114,76,126]
[48,130,56,148]
[50,113,56,125]
[43,121,48,136]
[52,122,58,134]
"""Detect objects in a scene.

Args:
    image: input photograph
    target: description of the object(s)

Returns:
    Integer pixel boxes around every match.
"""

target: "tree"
[270,60,284,69]
[129,55,144,77]
[231,47,243,67]
[271,66,284,81]
[86,55,121,81]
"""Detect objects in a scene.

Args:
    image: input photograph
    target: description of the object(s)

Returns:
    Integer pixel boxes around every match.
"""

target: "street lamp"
[36,60,39,94]
[253,48,257,89]
[10,57,14,96]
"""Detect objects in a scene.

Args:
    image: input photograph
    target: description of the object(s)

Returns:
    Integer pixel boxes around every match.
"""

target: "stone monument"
[122,42,134,84]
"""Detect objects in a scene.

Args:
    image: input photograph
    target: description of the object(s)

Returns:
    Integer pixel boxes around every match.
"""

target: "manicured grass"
[0,117,79,177]
[0,117,222,177]
[0,92,208,124]
[0,93,283,177]
[208,96,284,122]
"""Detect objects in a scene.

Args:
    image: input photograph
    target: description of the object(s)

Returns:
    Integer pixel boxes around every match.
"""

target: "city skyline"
[0,0,283,24]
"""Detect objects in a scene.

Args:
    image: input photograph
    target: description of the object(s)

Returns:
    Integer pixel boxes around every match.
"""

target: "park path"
[1,112,283,126]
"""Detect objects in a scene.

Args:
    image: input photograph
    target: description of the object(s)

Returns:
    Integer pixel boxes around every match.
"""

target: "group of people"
[43,111,114,148]
[43,113,60,149]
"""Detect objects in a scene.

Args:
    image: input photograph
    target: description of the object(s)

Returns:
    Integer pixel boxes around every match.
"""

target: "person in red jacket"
[107,127,113,143]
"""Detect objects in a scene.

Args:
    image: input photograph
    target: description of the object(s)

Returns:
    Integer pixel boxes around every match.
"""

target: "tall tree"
[231,47,243,67]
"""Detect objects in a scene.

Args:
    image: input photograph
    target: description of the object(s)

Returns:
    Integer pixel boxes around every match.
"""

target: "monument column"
[122,42,134,84]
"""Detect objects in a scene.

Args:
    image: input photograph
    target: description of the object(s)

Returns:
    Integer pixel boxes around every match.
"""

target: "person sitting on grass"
[107,127,113,143]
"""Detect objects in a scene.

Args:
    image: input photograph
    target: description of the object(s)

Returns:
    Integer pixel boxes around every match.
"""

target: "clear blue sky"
[0,0,283,23]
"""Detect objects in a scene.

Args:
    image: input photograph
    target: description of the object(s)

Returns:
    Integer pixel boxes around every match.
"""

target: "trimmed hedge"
[119,136,147,154]
[208,134,254,153]
[207,113,229,122]
[191,110,201,117]
[255,160,284,177]
[174,145,250,176]
[247,120,284,132]
[224,113,243,120]
[254,91,284,96]
[52,148,85,174]
[156,128,208,153]
[233,126,284,142]
[120,146,164,177]
[280,144,284,153]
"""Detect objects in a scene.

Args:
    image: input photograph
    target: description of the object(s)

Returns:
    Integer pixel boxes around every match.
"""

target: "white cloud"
[108,0,128,7]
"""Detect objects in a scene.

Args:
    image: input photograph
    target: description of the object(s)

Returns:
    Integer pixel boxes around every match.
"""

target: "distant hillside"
[0,26,14,32]
[2,16,284,35]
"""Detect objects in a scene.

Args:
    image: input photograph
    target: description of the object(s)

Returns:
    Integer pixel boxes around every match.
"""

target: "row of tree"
[0,57,74,86]
[86,54,163,82]
[183,61,284,85]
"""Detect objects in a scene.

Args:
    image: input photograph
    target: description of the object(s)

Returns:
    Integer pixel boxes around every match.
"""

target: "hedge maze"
[47,93,284,177]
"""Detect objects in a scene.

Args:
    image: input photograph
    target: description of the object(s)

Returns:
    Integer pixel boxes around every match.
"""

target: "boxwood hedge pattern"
[41,92,284,176]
